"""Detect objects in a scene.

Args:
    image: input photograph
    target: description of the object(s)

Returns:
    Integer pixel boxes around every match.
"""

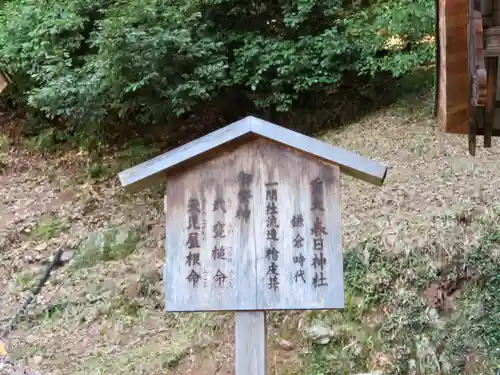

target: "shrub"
[0,0,435,133]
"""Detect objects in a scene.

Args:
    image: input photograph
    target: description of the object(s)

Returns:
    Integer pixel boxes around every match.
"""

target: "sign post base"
[235,311,267,375]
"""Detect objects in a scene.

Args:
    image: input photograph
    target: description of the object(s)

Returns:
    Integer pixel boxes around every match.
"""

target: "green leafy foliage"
[0,0,435,133]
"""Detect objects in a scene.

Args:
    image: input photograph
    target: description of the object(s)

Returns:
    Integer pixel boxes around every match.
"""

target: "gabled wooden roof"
[118,116,388,192]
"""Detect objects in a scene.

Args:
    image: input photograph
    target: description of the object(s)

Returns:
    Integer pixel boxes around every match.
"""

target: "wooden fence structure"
[437,0,500,155]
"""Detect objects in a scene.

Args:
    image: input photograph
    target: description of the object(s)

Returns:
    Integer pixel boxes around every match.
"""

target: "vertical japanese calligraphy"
[310,177,325,211]
[212,193,228,288]
[187,198,201,230]
[186,197,201,287]
[310,177,328,288]
[291,213,306,284]
[201,197,207,241]
[236,171,253,222]
[201,196,208,288]
[265,181,280,291]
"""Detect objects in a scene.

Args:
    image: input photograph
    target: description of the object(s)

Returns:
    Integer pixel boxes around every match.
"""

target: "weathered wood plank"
[437,0,469,134]
[252,141,343,310]
[163,141,257,311]
[235,312,267,375]
[163,138,344,312]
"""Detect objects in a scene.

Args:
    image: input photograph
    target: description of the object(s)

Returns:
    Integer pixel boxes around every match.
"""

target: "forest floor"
[0,83,499,375]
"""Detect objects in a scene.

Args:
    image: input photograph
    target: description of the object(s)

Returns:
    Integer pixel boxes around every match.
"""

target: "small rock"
[278,339,295,350]
[101,279,118,292]
[97,304,111,316]
[32,355,43,366]
[302,320,335,345]
[123,280,140,299]
[211,314,228,329]
[34,243,47,251]
[0,363,10,373]
[198,334,213,348]
[25,335,37,345]
[60,249,75,263]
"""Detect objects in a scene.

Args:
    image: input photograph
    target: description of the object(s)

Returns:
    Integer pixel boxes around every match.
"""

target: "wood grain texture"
[235,312,267,375]
[437,0,469,134]
[163,138,344,312]
[468,3,481,155]
[118,116,388,192]
[470,10,487,107]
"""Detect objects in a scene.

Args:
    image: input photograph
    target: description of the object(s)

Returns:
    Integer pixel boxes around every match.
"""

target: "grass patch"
[0,133,9,152]
[71,227,140,269]
[85,161,108,179]
[30,301,71,323]
[110,294,144,317]
[30,216,69,241]
[0,134,8,170]
[303,219,500,375]
[69,312,218,375]
[15,270,37,290]
[26,128,58,151]
[70,338,193,375]
[0,154,7,171]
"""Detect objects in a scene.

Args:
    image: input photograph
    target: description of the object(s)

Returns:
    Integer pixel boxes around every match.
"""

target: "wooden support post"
[235,312,267,375]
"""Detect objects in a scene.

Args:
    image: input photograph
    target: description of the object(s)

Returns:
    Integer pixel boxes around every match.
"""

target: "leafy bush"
[0,0,435,132]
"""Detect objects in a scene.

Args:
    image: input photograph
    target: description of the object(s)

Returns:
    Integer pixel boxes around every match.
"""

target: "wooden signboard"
[118,116,388,374]
[163,138,343,312]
